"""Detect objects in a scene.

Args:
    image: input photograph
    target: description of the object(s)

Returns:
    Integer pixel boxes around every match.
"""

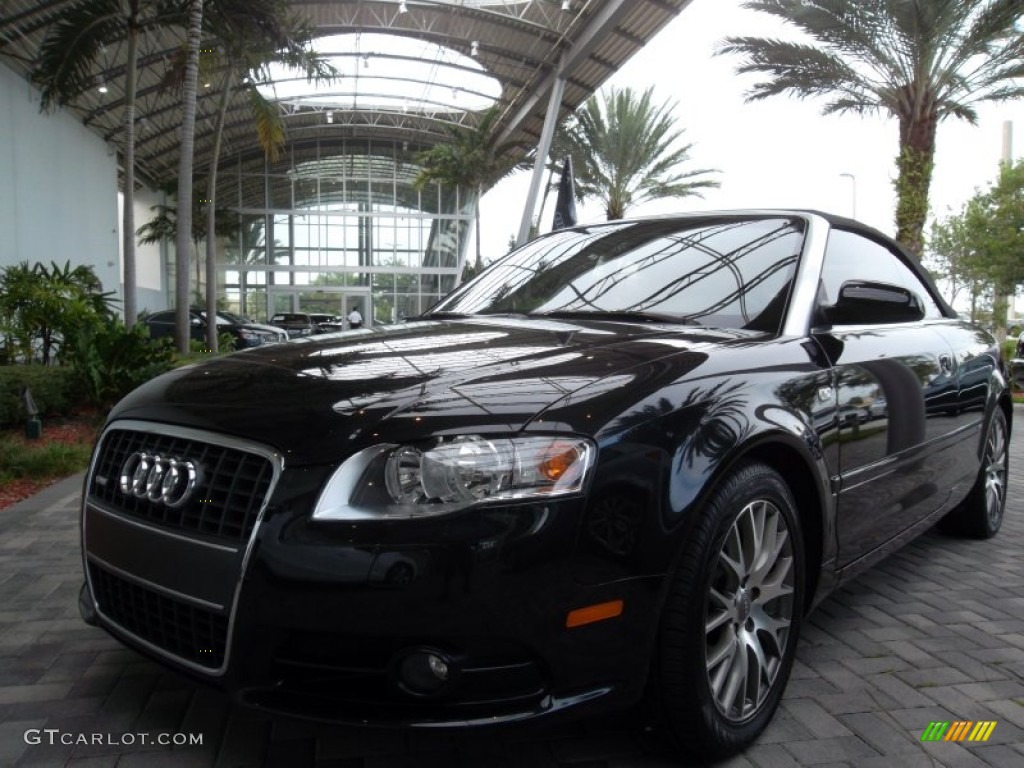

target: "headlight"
[312,435,595,520]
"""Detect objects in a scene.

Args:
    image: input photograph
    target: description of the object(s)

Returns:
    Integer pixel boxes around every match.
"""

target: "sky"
[478,0,1024,268]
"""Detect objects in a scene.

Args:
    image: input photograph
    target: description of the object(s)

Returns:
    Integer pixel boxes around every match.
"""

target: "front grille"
[89,562,227,669]
[89,428,273,542]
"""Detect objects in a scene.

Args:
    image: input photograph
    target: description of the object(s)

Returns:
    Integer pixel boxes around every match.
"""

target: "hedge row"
[0,366,83,426]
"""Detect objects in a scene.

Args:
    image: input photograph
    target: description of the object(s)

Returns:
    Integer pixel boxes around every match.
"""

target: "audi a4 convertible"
[79,211,1010,760]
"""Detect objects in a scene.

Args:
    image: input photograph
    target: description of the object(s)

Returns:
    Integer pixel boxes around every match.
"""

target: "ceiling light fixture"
[95,75,108,94]
[326,110,334,124]
[562,0,570,10]
[363,53,370,68]
[399,0,408,12]
[470,40,479,56]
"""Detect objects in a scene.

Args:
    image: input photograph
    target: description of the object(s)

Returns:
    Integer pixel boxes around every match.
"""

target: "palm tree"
[195,0,334,350]
[136,194,237,300]
[414,108,528,271]
[552,86,719,221]
[718,0,1024,259]
[32,0,180,329]
[173,0,204,354]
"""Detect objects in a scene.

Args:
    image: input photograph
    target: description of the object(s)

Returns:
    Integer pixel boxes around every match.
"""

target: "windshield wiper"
[531,310,700,325]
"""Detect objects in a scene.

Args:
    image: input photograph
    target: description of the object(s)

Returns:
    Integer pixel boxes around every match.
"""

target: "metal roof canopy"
[0,0,692,191]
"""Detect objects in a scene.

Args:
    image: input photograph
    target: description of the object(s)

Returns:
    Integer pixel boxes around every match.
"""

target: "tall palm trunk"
[175,0,204,354]
[205,65,235,351]
[122,16,138,328]
[894,96,938,260]
[474,183,482,271]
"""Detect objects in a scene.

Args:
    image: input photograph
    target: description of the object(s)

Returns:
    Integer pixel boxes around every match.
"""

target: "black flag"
[552,155,578,230]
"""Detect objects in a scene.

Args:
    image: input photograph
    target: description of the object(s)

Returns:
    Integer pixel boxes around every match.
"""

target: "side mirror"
[822,281,924,326]
[190,316,203,326]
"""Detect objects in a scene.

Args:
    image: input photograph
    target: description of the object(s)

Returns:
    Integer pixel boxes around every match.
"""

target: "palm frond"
[247,87,286,162]
[32,0,126,109]
[719,37,874,105]
[551,85,718,219]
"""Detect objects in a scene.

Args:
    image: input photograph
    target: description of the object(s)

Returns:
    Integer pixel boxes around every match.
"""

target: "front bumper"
[80,423,665,726]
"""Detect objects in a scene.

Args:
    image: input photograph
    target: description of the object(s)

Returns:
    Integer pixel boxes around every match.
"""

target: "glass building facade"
[213,138,472,326]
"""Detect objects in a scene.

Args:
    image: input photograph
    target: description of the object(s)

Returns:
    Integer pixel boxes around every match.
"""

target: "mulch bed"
[0,413,99,511]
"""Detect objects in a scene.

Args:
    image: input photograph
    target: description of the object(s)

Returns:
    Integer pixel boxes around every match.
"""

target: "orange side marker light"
[566,599,624,628]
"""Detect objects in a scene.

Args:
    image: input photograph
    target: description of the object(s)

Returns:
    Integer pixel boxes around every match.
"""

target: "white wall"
[0,64,120,299]
[119,185,168,314]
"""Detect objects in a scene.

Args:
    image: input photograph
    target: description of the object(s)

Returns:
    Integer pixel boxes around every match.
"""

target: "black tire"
[938,408,1008,539]
[650,462,805,760]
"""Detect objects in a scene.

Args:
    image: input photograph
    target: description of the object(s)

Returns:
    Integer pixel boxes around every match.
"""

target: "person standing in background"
[348,306,363,329]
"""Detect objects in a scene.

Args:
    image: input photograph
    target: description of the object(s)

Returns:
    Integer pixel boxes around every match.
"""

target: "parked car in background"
[308,313,346,334]
[82,211,1010,762]
[211,311,288,343]
[142,309,285,348]
[269,312,316,337]
[868,397,888,419]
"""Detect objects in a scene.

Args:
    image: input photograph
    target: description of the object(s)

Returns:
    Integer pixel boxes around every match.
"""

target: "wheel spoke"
[706,609,732,634]
[706,625,737,671]
[727,522,750,580]
[751,522,788,586]
[706,586,733,633]
[757,557,794,603]
[742,628,770,705]
[750,604,790,658]
[720,640,748,716]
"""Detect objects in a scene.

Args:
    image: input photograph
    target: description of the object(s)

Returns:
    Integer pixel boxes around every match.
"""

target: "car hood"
[109,316,751,465]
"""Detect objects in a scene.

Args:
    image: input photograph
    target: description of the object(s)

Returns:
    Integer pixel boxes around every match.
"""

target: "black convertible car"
[79,211,1009,760]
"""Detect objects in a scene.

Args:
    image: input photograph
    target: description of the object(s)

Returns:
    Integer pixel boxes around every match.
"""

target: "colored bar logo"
[921,721,997,742]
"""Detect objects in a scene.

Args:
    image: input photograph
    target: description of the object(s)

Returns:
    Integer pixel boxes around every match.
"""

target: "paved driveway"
[1,412,1023,767]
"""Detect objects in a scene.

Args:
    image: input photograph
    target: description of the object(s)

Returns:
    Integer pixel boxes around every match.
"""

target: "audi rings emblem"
[119,452,201,508]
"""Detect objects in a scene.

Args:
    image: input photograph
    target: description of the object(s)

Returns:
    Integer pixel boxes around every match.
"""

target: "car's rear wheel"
[939,408,1008,539]
[650,462,804,760]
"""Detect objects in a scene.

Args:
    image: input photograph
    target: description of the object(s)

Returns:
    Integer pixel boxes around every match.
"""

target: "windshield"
[430,216,806,332]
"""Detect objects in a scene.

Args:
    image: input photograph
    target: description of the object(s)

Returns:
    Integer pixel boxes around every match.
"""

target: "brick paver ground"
[1,411,1023,767]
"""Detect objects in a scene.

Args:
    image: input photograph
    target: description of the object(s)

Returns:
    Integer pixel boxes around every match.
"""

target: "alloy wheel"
[984,415,1008,530]
[704,499,795,722]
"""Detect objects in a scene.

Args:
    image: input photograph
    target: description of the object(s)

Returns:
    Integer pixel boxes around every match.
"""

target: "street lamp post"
[839,172,857,220]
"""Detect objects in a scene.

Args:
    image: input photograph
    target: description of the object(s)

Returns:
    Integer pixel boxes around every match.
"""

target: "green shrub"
[1001,338,1017,362]
[0,365,81,426]
[0,261,116,366]
[63,319,175,409]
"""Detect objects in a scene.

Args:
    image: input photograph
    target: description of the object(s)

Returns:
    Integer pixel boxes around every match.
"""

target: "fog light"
[397,649,455,695]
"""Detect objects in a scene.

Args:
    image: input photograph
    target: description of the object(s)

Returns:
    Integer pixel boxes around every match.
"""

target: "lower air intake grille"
[89,563,227,670]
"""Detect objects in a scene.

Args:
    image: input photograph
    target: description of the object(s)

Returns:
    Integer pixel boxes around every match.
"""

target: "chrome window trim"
[82,419,284,678]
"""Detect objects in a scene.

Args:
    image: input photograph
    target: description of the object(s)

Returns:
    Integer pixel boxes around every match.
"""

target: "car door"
[812,229,963,567]
[146,311,175,339]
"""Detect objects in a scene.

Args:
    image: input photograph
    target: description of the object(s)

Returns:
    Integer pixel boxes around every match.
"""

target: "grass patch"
[0,436,92,481]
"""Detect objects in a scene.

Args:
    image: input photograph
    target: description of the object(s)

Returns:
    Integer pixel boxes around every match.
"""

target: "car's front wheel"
[651,461,805,760]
